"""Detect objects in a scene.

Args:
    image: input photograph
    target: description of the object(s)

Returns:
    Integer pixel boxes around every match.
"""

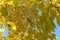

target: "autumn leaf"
[1,6,8,17]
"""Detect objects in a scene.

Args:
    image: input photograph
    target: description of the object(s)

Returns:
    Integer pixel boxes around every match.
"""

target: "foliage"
[0,0,60,40]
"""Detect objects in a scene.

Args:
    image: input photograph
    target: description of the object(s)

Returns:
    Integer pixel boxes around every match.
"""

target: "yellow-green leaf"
[1,6,8,17]
[56,15,60,26]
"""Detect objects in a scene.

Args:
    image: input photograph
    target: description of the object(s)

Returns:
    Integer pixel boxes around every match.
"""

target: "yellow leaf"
[8,22,17,30]
[6,1,13,5]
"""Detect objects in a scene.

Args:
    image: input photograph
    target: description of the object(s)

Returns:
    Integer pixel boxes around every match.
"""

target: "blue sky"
[0,25,10,38]
[54,18,60,40]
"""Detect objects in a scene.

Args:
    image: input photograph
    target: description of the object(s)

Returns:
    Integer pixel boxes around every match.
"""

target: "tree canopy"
[0,0,60,40]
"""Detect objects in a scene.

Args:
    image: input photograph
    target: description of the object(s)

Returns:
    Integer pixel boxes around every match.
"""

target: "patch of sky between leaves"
[53,18,60,40]
[2,30,10,38]
[32,26,38,31]
[38,10,42,16]
[47,17,59,40]
[0,25,10,38]
[26,23,30,28]
[36,8,42,16]
[19,0,23,2]
[44,0,47,3]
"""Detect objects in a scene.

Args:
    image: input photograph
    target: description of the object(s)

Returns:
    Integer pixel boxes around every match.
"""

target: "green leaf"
[56,15,60,26]
[38,3,44,12]
[49,7,57,18]
[1,6,8,17]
